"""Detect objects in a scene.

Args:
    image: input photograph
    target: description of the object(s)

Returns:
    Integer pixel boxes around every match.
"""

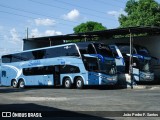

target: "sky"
[0,0,159,56]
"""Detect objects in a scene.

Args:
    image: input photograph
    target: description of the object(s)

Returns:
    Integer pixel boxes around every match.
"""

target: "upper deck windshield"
[77,42,114,58]
[117,44,150,57]
[93,43,114,58]
[136,46,150,57]
[117,45,136,54]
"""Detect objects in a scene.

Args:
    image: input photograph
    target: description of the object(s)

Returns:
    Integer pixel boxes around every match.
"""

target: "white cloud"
[10,28,21,43]
[30,28,62,38]
[30,28,41,38]
[0,28,23,56]
[107,9,126,19]
[45,30,62,36]
[63,9,80,21]
[35,18,56,26]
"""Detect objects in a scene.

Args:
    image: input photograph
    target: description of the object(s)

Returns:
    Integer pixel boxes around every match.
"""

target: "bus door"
[54,65,60,86]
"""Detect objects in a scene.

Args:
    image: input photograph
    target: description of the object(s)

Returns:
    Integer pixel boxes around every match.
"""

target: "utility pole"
[26,27,29,40]
[129,30,133,89]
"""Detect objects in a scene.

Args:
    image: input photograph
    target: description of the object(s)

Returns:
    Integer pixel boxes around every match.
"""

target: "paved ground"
[0,85,160,120]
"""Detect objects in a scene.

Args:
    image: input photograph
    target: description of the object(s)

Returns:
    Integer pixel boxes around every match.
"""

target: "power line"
[28,0,116,21]
[0,4,78,26]
[0,10,35,19]
[53,0,107,14]
[92,0,124,8]
[113,0,127,4]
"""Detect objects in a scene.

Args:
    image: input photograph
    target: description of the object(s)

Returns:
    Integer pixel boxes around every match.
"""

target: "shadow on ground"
[0,103,115,120]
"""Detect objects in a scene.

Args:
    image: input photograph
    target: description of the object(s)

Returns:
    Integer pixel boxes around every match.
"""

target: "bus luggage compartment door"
[43,75,53,86]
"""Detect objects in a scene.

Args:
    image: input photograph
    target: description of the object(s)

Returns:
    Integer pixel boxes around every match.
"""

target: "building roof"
[23,26,160,41]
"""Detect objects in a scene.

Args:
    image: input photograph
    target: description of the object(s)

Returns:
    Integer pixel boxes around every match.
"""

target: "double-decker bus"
[1,43,117,89]
[109,43,154,82]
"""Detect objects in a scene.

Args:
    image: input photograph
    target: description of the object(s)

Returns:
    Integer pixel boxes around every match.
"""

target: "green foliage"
[119,0,160,27]
[73,21,106,33]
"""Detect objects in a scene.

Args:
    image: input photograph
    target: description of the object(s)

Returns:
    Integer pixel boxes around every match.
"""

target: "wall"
[23,39,64,50]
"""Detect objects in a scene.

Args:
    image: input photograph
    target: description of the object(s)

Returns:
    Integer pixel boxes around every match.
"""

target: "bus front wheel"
[18,80,25,89]
[11,80,18,88]
[76,77,84,89]
[63,77,72,89]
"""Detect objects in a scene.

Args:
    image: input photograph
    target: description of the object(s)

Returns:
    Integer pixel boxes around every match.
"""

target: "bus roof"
[2,43,77,56]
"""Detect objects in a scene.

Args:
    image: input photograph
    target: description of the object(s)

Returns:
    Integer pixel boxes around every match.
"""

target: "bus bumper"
[101,75,117,85]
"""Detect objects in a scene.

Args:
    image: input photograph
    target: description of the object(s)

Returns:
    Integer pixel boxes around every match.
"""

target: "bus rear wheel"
[18,80,25,89]
[63,77,72,89]
[76,77,84,89]
[12,80,18,88]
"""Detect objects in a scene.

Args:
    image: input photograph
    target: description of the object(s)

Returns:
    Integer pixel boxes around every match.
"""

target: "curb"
[127,85,160,90]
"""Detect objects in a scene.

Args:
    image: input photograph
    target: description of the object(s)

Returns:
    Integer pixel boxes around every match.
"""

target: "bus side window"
[2,55,12,63]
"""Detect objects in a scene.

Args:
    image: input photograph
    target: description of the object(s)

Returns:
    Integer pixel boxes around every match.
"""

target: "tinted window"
[94,43,114,57]
[109,46,118,57]
[23,65,80,76]
[2,45,79,63]
[32,50,46,59]
[2,55,12,63]
[136,46,150,56]
[88,44,96,54]
[118,45,136,54]
[46,45,79,58]
[23,66,54,76]
[83,57,99,71]
[11,54,22,62]
[60,65,80,73]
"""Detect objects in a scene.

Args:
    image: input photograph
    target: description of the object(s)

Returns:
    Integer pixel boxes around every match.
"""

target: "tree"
[119,0,160,27]
[73,21,106,33]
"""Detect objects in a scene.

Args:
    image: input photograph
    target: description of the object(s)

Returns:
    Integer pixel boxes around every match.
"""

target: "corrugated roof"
[23,26,160,41]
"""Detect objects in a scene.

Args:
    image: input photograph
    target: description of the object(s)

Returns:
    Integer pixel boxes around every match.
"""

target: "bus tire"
[11,79,18,88]
[63,77,72,89]
[76,77,84,89]
[18,79,25,89]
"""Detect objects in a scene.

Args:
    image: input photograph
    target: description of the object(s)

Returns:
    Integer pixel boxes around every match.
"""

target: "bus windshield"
[83,55,116,75]
[99,59,116,75]
[139,59,153,72]
[93,43,114,57]
[136,46,150,57]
